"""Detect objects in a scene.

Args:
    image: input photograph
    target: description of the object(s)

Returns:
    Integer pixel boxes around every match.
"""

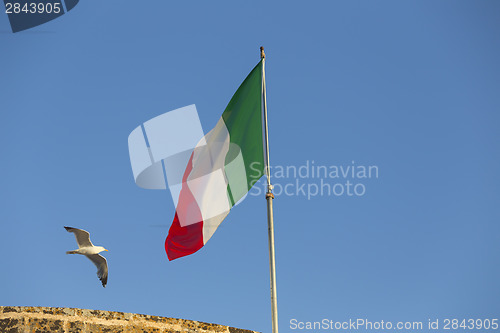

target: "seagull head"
[95,246,108,253]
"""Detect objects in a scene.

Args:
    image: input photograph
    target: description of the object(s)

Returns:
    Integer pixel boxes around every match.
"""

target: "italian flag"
[165,60,266,260]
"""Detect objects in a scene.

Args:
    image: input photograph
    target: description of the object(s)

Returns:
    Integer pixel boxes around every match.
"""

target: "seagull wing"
[86,254,108,287]
[64,226,93,248]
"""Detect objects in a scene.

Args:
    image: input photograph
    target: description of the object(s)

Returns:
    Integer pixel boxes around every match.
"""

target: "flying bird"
[64,226,109,287]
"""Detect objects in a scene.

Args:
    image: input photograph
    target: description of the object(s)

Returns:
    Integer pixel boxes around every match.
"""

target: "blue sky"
[1,1,499,332]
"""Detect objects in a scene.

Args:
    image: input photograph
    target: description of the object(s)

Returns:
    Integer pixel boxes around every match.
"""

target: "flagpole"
[261,46,279,333]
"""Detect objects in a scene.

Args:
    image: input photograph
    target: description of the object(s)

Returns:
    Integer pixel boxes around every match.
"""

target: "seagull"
[64,226,109,287]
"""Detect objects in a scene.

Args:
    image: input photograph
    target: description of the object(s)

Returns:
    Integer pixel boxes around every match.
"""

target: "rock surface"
[0,306,258,333]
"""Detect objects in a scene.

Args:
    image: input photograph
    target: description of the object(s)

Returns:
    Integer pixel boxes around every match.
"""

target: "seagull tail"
[66,251,78,254]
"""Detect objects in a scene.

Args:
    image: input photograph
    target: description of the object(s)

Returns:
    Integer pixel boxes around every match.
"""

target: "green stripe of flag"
[222,60,265,204]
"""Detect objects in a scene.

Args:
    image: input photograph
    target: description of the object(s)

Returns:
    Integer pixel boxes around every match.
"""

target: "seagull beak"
[104,249,109,251]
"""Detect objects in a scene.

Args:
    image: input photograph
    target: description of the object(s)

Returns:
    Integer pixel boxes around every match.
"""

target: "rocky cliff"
[0,306,258,333]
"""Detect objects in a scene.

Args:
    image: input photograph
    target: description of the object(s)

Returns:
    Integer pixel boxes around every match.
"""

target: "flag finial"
[260,46,265,59]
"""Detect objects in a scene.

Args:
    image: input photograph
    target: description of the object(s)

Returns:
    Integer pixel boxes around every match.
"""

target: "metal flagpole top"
[261,45,272,192]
